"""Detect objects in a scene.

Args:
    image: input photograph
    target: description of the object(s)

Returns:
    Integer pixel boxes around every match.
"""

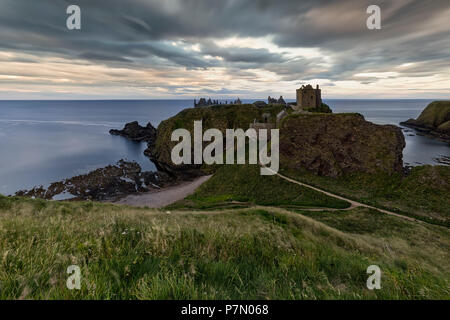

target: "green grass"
[292,206,450,276]
[167,164,350,210]
[304,102,332,113]
[415,101,450,128]
[0,196,448,299]
[280,165,450,225]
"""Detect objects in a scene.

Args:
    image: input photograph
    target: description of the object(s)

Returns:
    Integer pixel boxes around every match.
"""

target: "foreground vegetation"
[0,195,448,299]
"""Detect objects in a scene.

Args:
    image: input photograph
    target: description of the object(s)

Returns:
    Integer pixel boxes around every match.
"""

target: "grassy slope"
[170,163,449,225]
[0,195,448,299]
[280,165,450,225]
[415,101,450,128]
[168,164,350,210]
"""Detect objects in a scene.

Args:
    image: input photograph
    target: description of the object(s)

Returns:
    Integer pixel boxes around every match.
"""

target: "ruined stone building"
[295,84,322,110]
[268,96,286,105]
[194,97,241,107]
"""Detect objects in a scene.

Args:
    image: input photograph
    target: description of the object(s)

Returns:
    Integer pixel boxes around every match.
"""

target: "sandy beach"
[113,175,212,208]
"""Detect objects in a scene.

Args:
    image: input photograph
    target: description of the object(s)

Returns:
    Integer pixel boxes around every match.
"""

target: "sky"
[0,0,449,100]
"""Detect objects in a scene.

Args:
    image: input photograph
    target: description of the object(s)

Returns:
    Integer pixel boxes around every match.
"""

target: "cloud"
[200,41,285,64]
[0,0,449,98]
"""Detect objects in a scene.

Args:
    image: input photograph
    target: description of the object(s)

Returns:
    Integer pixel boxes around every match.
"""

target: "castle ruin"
[294,84,321,111]
[194,98,241,108]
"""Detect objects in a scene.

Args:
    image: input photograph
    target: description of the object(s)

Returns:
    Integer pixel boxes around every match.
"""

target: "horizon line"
[0,98,447,101]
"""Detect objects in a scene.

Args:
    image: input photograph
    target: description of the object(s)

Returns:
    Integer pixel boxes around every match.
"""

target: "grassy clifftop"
[0,196,448,299]
[401,101,450,140]
[413,101,450,128]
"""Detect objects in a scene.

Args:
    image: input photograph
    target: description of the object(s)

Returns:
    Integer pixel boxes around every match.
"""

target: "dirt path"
[273,171,418,222]
[114,175,212,208]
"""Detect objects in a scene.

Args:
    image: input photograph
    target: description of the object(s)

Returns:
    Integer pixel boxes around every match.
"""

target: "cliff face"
[279,113,405,177]
[401,101,450,141]
[145,104,285,177]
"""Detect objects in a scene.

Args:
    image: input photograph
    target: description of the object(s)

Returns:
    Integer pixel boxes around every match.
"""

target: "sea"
[0,99,448,196]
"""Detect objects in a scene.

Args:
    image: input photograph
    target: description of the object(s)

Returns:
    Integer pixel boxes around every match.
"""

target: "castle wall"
[296,87,322,109]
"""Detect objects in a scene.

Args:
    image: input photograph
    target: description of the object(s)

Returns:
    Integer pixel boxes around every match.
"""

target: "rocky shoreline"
[399,120,450,142]
[15,120,208,202]
[16,160,177,202]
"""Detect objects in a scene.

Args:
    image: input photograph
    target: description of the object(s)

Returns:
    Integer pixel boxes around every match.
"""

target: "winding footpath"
[273,170,417,222]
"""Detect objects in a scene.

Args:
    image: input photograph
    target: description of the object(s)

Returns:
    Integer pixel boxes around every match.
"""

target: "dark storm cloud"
[0,0,449,81]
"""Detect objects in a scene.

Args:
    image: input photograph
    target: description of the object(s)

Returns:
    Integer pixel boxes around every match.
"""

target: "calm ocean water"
[0,99,448,195]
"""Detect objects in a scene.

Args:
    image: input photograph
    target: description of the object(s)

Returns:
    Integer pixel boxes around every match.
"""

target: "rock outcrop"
[279,113,405,177]
[400,101,450,142]
[109,121,157,144]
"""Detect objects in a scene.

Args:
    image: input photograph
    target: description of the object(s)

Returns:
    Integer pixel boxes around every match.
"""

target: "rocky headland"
[110,121,157,145]
[400,101,450,142]
[146,104,406,179]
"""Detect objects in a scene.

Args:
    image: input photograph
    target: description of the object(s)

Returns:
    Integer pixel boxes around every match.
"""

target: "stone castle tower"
[295,84,322,110]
